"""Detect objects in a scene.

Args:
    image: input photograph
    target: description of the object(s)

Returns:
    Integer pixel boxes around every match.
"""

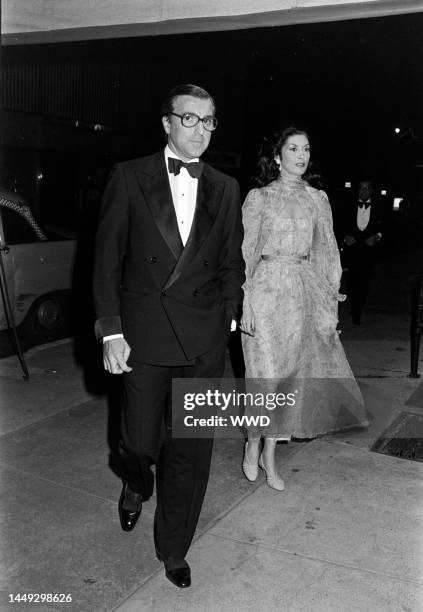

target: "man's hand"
[240,303,255,336]
[344,235,356,247]
[365,235,377,247]
[103,337,132,374]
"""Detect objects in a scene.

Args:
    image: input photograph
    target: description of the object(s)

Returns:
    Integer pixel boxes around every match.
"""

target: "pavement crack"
[207,533,423,587]
[0,461,118,505]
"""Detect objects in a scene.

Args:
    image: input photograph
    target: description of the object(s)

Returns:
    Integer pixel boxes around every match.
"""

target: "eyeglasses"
[168,112,218,132]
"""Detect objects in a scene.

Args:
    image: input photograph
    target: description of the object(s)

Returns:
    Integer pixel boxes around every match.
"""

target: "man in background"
[342,179,383,325]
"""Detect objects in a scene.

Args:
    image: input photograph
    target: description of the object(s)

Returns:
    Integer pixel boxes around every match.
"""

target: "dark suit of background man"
[93,84,245,588]
[343,180,383,325]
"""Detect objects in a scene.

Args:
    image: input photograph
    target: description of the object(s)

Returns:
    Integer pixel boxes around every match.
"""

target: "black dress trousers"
[119,337,227,558]
[346,243,375,319]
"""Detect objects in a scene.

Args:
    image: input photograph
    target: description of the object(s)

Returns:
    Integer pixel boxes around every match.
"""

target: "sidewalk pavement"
[114,325,423,612]
[1,248,423,611]
[1,326,422,612]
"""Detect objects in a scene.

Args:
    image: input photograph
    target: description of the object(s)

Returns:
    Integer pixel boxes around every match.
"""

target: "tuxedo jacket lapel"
[188,170,223,255]
[163,168,223,291]
[135,154,183,261]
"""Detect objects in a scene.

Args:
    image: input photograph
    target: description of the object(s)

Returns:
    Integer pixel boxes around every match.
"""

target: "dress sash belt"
[260,252,310,263]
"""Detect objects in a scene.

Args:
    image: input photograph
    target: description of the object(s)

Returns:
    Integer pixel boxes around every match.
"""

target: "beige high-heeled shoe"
[258,454,285,491]
[242,441,259,482]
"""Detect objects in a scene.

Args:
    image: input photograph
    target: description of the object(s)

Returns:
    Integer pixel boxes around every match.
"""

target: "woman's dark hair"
[160,84,216,117]
[253,126,323,189]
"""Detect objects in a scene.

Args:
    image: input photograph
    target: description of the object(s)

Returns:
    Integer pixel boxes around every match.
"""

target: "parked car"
[0,189,77,346]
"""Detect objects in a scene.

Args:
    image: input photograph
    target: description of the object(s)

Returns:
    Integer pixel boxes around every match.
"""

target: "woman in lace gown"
[240,127,368,491]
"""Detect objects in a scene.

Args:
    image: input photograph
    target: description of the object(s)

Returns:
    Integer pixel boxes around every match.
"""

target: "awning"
[2,0,423,45]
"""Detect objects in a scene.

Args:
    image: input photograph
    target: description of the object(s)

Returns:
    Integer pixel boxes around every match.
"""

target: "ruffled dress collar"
[276,168,306,191]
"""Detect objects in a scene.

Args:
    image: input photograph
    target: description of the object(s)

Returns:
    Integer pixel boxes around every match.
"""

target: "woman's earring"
[274,158,281,169]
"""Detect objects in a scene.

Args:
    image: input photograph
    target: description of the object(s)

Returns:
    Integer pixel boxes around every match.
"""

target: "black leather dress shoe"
[164,561,191,589]
[156,554,191,588]
[118,484,142,532]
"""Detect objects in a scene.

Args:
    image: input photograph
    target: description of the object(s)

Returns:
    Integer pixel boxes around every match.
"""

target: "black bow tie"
[168,157,202,179]
[358,201,370,209]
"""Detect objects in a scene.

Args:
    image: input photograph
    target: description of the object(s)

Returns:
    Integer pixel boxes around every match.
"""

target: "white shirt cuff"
[103,334,124,343]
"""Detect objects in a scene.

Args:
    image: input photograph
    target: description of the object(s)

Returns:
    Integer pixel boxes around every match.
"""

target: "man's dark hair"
[160,84,216,117]
[358,179,374,190]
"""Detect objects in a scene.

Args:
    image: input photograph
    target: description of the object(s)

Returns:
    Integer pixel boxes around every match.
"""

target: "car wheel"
[20,293,67,345]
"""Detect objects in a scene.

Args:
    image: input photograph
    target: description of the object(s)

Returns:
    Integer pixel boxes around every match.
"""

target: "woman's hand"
[240,302,256,336]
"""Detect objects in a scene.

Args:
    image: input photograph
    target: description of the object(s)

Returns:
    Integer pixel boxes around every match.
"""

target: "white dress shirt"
[165,145,198,246]
[357,199,371,231]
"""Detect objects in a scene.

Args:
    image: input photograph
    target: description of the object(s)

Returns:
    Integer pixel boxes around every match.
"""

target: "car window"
[0,206,44,244]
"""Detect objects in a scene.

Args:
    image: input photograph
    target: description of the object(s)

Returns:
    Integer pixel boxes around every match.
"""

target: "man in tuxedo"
[93,84,245,588]
[342,180,383,325]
